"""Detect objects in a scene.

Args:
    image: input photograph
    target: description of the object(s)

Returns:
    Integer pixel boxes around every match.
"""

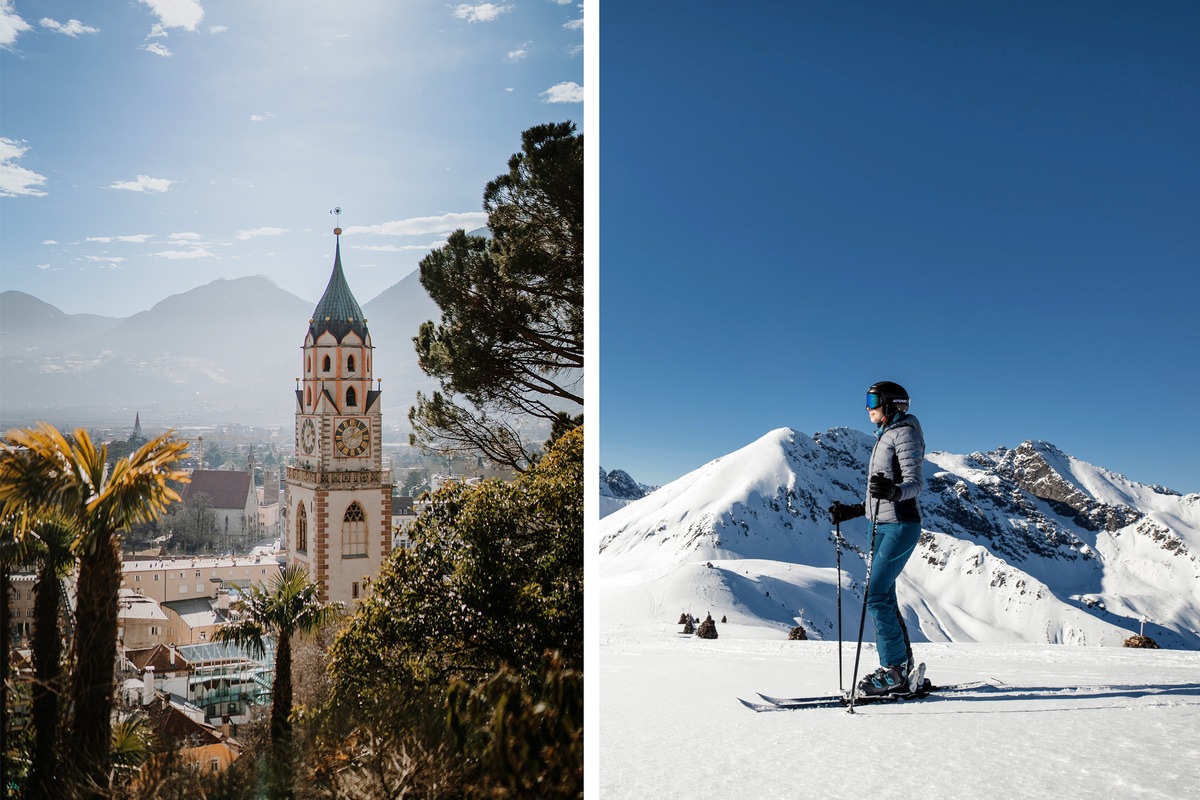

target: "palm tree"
[212,564,341,794]
[0,518,21,799]
[110,715,156,783]
[0,424,189,798]
[25,515,76,799]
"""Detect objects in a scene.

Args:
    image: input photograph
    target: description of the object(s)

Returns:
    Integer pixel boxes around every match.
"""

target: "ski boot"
[856,663,912,697]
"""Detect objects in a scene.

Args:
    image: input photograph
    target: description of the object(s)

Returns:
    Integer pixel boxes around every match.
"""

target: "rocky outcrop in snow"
[599,427,1200,649]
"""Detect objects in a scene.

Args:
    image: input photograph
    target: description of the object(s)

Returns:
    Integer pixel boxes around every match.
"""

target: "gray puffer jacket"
[865,412,924,524]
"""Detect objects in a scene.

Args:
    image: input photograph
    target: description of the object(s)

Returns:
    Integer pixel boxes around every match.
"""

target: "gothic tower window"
[346,386,357,407]
[347,354,356,373]
[305,387,312,407]
[342,502,366,556]
[323,355,332,372]
[296,503,308,553]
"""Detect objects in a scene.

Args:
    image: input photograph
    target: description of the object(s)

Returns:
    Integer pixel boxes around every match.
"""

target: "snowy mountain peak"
[599,468,649,501]
[599,426,1200,649]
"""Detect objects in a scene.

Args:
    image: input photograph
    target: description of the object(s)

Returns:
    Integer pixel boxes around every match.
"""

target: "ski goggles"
[866,392,884,409]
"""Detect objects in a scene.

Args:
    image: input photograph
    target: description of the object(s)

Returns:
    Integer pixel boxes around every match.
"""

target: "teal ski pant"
[865,521,922,668]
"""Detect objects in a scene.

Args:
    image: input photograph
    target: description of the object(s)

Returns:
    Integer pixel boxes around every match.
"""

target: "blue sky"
[599,2,1199,494]
[1,0,583,317]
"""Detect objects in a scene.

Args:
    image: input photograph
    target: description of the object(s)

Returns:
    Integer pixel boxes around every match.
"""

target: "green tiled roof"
[310,239,367,342]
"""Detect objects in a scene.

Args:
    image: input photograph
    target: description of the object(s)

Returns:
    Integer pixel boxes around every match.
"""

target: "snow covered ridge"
[598,427,1200,649]
[599,467,657,518]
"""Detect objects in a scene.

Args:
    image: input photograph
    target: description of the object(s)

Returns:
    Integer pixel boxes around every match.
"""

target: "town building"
[5,571,75,646]
[286,229,393,604]
[121,639,274,729]
[120,555,281,604]
[117,590,171,650]
[182,470,262,550]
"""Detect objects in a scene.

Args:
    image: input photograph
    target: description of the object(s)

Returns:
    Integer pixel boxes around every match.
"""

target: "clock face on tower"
[301,418,316,454]
[334,417,369,457]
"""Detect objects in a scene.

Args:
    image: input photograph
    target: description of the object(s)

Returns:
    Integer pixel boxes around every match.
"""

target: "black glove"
[829,501,864,524]
[869,473,902,501]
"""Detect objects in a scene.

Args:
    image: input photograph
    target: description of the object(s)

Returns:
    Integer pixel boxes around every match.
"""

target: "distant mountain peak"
[599,426,1200,649]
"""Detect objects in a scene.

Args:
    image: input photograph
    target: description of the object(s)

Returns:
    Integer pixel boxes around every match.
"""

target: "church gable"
[183,471,255,512]
[314,389,339,414]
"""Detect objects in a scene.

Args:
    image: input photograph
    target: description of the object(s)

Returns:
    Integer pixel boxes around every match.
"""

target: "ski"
[740,679,995,713]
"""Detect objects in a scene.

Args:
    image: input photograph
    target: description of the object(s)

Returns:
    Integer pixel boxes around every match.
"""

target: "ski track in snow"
[599,624,1200,799]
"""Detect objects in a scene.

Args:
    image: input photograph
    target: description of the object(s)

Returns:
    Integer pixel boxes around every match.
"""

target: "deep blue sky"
[599,2,1199,494]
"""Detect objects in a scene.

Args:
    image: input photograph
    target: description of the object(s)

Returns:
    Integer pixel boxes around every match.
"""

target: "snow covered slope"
[598,427,1200,648]
[599,627,1200,800]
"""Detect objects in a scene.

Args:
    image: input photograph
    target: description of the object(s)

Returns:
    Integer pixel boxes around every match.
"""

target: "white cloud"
[249,112,275,122]
[0,138,48,197]
[169,231,203,241]
[42,240,59,245]
[351,241,448,253]
[139,0,204,32]
[209,25,228,34]
[87,255,127,265]
[109,175,175,193]
[236,227,288,240]
[564,1,584,31]
[152,248,213,260]
[505,47,528,63]
[343,212,488,237]
[540,81,583,103]
[549,0,573,5]
[86,234,153,244]
[0,0,33,48]
[40,17,100,37]
[451,4,513,23]
[142,41,172,57]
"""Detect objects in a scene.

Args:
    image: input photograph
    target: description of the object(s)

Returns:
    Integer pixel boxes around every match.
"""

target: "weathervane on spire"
[331,206,342,236]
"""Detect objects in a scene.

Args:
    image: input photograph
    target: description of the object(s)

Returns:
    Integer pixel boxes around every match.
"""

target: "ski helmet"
[866,381,909,417]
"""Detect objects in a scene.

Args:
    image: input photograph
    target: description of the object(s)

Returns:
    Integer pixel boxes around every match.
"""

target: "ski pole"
[848,495,882,714]
[835,519,843,694]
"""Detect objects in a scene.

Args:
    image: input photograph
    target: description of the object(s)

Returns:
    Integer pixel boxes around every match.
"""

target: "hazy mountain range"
[0,271,441,430]
[599,427,1200,649]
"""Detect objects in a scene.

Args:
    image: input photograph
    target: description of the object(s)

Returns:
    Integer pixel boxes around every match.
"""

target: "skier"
[829,381,925,697]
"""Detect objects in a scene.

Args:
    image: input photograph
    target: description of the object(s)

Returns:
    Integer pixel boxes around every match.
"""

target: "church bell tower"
[287,225,391,605]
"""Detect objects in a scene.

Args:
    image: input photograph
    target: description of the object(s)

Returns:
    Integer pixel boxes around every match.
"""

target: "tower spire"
[310,207,366,342]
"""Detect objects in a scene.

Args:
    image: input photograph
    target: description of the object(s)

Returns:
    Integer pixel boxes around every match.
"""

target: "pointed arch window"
[305,387,312,407]
[323,355,332,372]
[342,502,366,557]
[347,354,356,373]
[296,503,308,553]
[346,386,357,407]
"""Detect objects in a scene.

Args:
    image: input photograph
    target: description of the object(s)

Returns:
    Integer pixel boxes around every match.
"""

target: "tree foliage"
[446,653,582,800]
[213,564,342,760]
[328,426,582,708]
[314,428,582,796]
[410,121,583,471]
[0,423,190,798]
